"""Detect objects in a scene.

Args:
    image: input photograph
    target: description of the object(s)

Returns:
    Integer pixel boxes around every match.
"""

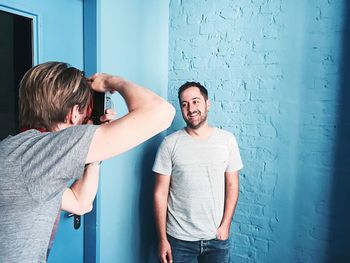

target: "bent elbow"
[160,101,176,129]
[83,204,93,214]
[75,204,93,216]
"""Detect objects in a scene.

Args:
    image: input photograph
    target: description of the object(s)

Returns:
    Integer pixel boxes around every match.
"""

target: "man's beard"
[185,112,207,129]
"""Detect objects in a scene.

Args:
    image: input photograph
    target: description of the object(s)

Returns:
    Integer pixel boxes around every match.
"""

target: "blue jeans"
[167,234,230,263]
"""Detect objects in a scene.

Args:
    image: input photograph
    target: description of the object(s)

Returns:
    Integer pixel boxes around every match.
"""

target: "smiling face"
[179,86,210,129]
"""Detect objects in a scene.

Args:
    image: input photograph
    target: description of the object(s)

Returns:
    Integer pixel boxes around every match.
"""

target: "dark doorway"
[0,10,33,139]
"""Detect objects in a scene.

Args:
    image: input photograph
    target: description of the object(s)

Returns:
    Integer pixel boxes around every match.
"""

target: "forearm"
[109,77,167,112]
[111,77,175,134]
[154,193,169,241]
[89,73,175,126]
[71,163,100,207]
[220,189,238,228]
[220,172,239,228]
[61,163,100,214]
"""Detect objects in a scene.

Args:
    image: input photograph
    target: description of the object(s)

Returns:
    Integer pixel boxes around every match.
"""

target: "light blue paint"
[169,0,350,262]
[1,0,86,262]
[96,1,169,262]
[0,0,84,68]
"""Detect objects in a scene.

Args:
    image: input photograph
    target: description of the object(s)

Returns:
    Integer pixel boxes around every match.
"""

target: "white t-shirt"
[153,127,243,241]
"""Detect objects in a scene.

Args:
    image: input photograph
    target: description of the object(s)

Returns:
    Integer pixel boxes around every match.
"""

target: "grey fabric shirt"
[0,125,98,263]
[153,128,243,241]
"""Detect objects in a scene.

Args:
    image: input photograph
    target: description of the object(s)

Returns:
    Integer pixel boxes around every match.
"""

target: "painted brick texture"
[168,0,350,262]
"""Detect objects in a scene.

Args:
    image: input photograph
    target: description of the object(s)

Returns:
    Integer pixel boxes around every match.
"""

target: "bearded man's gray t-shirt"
[153,128,243,241]
[0,125,98,262]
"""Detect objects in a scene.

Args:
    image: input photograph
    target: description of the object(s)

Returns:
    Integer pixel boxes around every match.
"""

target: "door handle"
[67,213,81,230]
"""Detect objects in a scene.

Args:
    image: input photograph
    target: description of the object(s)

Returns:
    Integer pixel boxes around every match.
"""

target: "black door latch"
[67,213,81,230]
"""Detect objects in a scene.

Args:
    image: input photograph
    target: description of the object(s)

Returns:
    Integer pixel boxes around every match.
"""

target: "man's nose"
[188,103,195,112]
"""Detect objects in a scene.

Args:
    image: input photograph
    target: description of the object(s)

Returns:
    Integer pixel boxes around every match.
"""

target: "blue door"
[0,1,87,262]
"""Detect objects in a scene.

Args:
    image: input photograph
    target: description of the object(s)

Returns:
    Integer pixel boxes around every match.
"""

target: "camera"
[90,92,112,124]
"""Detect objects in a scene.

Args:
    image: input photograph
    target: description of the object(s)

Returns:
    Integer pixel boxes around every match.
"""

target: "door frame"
[83,0,100,262]
[0,4,38,65]
[0,1,100,262]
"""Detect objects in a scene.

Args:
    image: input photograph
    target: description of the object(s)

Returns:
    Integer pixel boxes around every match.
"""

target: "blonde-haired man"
[0,62,175,262]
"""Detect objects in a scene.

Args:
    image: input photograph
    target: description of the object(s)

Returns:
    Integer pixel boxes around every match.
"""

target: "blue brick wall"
[168,0,350,262]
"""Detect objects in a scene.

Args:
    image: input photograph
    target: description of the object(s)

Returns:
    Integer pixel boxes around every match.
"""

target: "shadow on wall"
[328,2,350,261]
[138,135,163,262]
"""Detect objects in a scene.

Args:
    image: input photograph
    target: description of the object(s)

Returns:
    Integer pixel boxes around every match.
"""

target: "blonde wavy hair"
[19,62,92,131]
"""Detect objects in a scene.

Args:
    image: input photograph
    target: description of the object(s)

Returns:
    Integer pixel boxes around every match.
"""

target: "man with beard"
[153,82,243,263]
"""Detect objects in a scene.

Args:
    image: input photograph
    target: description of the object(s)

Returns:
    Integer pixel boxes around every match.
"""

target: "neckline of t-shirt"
[181,127,217,142]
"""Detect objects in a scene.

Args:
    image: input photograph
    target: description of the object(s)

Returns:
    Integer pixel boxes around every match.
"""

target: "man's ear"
[206,99,211,112]
[66,105,80,125]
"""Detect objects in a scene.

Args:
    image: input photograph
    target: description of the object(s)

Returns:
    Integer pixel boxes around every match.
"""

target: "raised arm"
[86,74,175,163]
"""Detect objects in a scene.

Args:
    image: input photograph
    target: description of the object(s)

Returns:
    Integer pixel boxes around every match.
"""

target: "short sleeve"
[152,138,172,176]
[21,125,98,202]
[226,134,243,172]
